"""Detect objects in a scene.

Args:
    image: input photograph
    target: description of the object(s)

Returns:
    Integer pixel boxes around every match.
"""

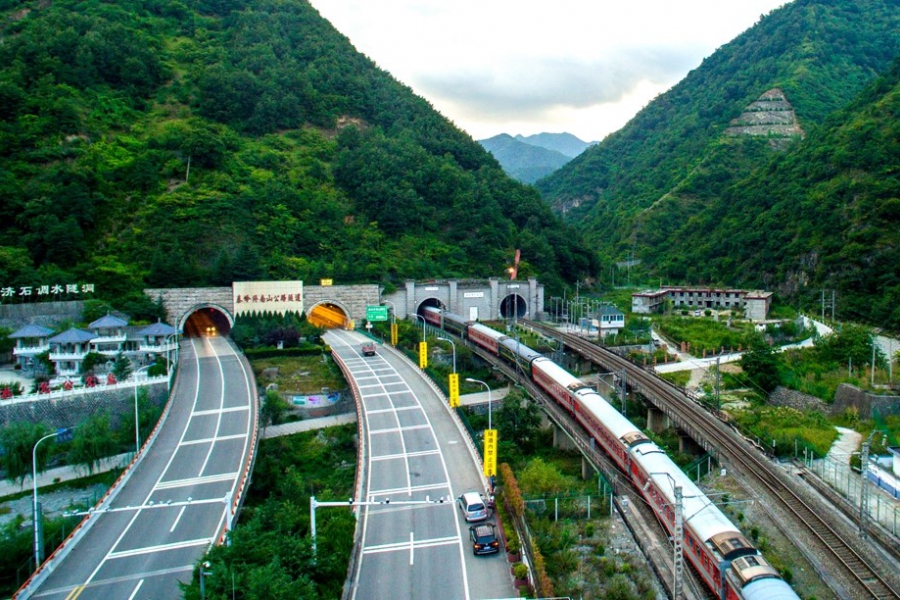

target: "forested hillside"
[0,0,596,313]
[650,59,900,326]
[536,0,900,324]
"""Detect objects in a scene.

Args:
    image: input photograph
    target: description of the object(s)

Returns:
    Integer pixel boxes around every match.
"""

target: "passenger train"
[421,306,798,600]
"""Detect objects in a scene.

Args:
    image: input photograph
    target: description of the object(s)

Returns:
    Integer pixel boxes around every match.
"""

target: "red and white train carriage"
[419,307,799,600]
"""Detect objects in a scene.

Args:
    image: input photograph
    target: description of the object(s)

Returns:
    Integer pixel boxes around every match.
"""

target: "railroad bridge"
[145,278,544,335]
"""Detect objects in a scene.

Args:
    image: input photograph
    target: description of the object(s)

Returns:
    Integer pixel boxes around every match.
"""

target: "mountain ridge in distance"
[478,132,592,184]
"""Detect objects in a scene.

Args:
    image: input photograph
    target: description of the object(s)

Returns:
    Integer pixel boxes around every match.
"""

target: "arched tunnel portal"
[182,305,233,337]
[307,302,351,329]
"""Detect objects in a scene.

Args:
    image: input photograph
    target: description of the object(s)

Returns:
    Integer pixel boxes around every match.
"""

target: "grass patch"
[250,354,346,394]
[728,404,838,457]
[659,370,691,388]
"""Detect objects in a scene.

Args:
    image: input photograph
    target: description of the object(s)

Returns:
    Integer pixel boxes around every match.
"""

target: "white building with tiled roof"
[9,324,54,370]
[632,286,773,321]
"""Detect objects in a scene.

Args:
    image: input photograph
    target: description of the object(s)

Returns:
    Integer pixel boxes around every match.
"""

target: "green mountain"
[536,0,900,326]
[650,59,900,326]
[0,0,596,314]
[513,133,592,159]
[479,134,572,184]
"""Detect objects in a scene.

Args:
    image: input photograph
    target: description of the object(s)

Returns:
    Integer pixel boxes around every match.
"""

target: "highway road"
[26,335,256,600]
[326,330,514,600]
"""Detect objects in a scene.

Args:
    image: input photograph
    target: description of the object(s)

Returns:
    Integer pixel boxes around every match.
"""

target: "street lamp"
[165,331,181,392]
[33,429,69,568]
[466,378,492,431]
[134,363,156,456]
[437,337,456,373]
[200,561,212,600]
[643,472,684,600]
[383,300,396,325]
[411,313,426,341]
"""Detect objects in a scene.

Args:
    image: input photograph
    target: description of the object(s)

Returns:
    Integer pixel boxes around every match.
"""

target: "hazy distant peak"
[512,132,592,158]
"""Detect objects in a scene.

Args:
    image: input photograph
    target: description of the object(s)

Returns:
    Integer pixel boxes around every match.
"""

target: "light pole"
[412,313,426,341]
[33,429,66,568]
[644,472,684,600]
[165,331,181,392]
[437,337,456,373]
[200,560,212,600]
[383,300,396,324]
[383,300,397,345]
[466,378,492,430]
[134,363,155,456]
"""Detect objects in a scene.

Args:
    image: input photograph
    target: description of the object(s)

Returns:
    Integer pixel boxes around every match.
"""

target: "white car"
[457,492,488,522]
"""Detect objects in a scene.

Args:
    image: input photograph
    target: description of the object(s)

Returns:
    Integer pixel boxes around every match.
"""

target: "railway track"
[526,321,900,599]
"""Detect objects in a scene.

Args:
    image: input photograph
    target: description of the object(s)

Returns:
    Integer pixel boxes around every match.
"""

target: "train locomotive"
[421,306,798,600]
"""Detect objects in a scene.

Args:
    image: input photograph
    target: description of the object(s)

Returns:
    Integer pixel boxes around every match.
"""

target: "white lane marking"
[169,506,186,533]
[327,332,469,600]
[367,482,451,496]
[79,336,256,589]
[369,424,430,435]
[196,337,228,476]
[361,535,458,555]
[181,433,247,446]
[156,472,238,490]
[192,406,249,416]
[370,449,441,462]
[108,537,214,559]
[127,579,144,600]
[366,406,422,414]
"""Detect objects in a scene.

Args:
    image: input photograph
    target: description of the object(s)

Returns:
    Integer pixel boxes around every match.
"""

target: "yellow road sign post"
[483,429,498,477]
[449,373,459,407]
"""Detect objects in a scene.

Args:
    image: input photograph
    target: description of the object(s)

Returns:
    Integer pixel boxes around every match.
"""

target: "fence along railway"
[524,320,900,599]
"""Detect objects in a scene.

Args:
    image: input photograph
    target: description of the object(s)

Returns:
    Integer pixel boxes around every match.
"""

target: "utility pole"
[715,354,721,412]
[871,341,877,387]
[860,435,872,538]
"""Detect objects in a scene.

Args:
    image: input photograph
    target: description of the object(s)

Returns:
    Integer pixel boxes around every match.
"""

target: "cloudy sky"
[309,0,789,142]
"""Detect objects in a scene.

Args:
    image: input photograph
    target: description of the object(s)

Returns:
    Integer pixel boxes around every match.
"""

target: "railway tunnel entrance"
[182,306,233,337]
[499,294,527,319]
[416,298,444,315]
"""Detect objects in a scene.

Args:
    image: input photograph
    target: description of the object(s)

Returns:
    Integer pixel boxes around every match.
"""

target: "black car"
[469,523,500,555]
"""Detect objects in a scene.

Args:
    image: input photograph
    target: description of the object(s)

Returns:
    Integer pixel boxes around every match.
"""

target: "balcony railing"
[91,334,126,344]
[13,344,50,355]
[49,351,87,361]
[138,341,178,353]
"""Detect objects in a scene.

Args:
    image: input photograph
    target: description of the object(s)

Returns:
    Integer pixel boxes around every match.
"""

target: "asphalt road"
[27,336,256,600]
[326,330,515,600]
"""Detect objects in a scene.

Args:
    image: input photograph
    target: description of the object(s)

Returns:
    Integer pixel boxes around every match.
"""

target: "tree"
[112,352,132,382]
[80,351,106,376]
[71,412,115,474]
[739,342,782,393]
[261,390,292,429]
[495,388,542,452]
[0,422,49,484]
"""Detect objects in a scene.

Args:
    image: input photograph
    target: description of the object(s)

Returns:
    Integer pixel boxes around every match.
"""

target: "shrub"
[513,563,529,580]
[499,463,525,518]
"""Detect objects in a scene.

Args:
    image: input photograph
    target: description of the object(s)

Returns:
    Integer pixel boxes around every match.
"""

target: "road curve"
[24,336,257,600]
[326,330,514,600]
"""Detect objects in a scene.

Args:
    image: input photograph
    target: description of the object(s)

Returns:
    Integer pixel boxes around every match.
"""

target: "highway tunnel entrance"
[183,306,232,337]
[308,302,350,329]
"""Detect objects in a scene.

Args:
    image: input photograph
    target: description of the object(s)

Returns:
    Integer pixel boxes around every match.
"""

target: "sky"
[308,0,790,143]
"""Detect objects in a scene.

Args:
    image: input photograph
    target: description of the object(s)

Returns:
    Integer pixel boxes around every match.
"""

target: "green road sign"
[366,305,389,322]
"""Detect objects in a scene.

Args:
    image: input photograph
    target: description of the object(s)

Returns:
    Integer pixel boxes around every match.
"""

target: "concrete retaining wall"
[0,383,168,429]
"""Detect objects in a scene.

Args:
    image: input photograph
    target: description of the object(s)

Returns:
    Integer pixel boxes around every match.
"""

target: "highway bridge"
[20,336,257,599]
